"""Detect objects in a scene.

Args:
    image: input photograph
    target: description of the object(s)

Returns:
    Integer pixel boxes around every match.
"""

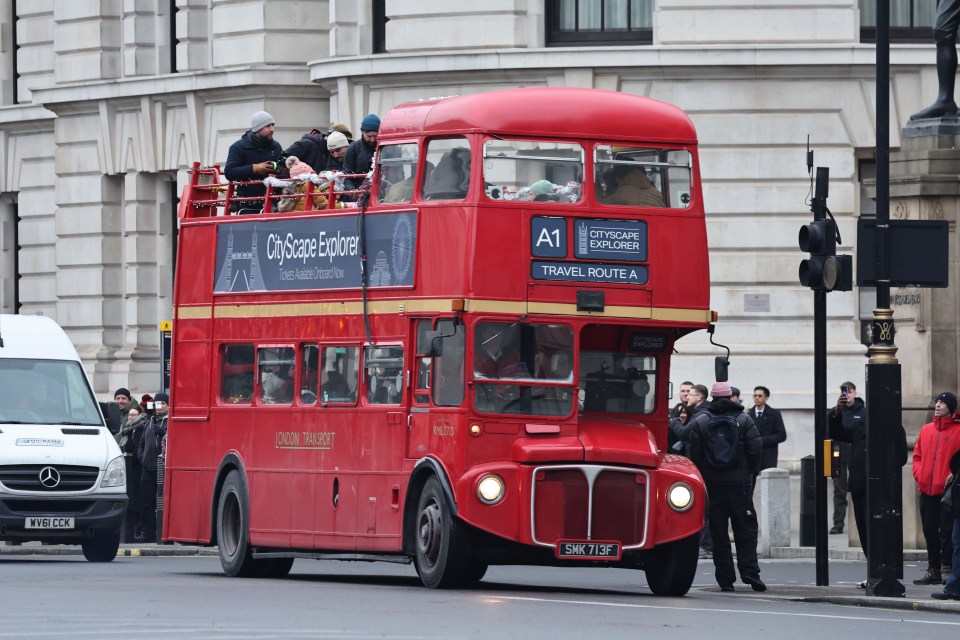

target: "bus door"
[409,318,466,461]
[359,343,407,544]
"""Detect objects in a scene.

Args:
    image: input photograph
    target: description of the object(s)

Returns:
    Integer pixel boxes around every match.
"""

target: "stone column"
[881,118,960,549]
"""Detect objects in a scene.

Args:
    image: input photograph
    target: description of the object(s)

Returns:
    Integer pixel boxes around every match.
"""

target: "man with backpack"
[688,381,764,592]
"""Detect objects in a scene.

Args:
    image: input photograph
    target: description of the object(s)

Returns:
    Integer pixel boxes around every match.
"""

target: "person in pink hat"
[687,381,764,593]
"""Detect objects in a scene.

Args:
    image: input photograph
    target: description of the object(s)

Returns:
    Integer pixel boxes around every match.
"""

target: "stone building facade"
[0,1,956,492]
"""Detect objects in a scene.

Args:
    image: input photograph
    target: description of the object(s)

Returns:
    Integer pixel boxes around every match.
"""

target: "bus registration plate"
[556,540,621,561]
[25,517,74,529]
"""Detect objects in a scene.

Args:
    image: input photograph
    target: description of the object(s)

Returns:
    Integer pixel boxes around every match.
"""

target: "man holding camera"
[137,392,169,542]
[828,382,868,553]
[225,111,284,214]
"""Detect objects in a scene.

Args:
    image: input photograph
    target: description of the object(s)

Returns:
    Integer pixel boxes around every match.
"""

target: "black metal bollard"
[800,455,816,546]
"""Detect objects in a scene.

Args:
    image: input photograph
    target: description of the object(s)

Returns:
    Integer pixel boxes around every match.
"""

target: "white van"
[0,314,127,561]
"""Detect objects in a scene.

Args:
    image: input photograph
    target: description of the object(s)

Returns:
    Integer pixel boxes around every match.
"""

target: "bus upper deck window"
[594,146,692,209]
[482,139,583,203]
[422,137,471,201]
[378,143,419,204]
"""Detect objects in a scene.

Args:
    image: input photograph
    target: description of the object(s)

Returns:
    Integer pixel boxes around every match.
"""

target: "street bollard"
[759,468,791,556]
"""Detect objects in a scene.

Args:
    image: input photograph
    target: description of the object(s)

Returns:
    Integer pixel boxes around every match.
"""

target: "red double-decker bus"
[164,87,713,596]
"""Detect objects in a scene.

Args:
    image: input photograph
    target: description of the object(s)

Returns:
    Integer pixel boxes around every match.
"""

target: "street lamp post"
[866,0,905,598]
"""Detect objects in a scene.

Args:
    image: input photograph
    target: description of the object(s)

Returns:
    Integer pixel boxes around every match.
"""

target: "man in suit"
[747,386,787,473]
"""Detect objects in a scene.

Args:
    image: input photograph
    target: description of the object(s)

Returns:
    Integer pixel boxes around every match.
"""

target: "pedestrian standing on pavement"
[729,386,743,405]
[932,450,960,600]
[137,392,169,542]
[747,386,787,473]
[688,381,765,593]
[670,381,694,419]
[828,382,868,548]
[684,383,714,557]
[913,392,960,585]
[829,381,907,587]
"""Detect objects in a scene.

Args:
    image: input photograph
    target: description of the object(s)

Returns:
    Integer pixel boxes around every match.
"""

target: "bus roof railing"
[178,162,369,219]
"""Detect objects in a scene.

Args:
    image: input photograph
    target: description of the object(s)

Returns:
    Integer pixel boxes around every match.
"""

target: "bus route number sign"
[556,540,622,561]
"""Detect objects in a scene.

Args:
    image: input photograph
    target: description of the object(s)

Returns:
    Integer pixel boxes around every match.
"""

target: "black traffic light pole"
[810,169,829,586]
[866,0,904,598]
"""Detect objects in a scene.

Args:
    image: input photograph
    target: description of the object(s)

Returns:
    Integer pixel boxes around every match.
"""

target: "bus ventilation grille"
[532,466,647,548]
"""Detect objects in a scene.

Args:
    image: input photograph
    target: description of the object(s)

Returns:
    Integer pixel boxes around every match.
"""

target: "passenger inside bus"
[422,148,471,200]
[322,370,352,402]
[260,362,293,404]
[597,163,664,208]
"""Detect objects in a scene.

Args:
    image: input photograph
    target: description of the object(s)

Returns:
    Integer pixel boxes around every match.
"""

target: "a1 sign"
[531,217,567,258]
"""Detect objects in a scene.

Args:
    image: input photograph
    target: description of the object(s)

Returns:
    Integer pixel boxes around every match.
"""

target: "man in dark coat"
[932,450,960,600]
[828,381,869,552]
[828,381,908,566]
[343,113,380,191]
[284,127,329,173]
[224,111,284,213]
[688,382,765,593]
[747,386,787,472]
[137,392,169,542]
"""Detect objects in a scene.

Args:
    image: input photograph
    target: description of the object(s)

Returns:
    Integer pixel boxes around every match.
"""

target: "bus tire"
[217,469,260,577]
[413,476,469,588]
[257,557,294,579]
[464,557,488,584]
[81,528,120,562]
[644,533,700,596]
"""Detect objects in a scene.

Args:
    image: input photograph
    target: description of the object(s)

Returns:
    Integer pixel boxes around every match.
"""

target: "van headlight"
[100,456,127,488]
[477,474,505,505]
[667,482,694,512]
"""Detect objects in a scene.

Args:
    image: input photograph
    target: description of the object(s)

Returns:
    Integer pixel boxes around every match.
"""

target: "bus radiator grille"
[532,466,648,548]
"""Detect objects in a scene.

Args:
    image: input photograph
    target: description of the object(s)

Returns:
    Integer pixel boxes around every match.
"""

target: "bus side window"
[422,138,470,200]
[258,347,295,405]
[433,319,464,407]
[220,344,254,404]
[300,344,320,405]
[365,346,404,404]
[321,346,358,404]
[414,320,432,404]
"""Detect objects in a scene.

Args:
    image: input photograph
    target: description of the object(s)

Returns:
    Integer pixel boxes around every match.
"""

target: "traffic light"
[798,219,852,291]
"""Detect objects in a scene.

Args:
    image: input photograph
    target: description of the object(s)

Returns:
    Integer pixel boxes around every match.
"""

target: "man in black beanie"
[913,391,960,585]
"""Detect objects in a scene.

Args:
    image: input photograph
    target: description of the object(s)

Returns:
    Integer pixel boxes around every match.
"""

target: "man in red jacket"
[913,391,960,585]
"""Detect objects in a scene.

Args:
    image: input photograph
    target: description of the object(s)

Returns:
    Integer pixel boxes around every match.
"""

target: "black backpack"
[701,411,743,470]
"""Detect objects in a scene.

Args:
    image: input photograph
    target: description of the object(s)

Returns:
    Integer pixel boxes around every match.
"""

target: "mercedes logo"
[39,466,60,488]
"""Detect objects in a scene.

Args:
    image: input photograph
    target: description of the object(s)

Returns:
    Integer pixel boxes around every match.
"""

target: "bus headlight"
[667,482,694,512]
[477,475,505,505]
[100,456,127,488]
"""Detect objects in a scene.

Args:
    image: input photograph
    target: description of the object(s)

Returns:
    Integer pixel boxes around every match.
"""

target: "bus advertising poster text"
[213,212,417,293]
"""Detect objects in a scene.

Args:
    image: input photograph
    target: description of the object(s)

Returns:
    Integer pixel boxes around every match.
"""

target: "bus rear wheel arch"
[217,469,293,578]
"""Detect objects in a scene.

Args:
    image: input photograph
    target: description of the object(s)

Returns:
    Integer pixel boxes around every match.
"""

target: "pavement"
[3,534,959,614]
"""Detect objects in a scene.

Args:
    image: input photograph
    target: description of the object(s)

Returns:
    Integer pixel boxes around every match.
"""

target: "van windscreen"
[0,359,102,426]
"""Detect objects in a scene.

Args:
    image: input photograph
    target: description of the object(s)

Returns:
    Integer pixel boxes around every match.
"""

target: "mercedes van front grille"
[0,464,100,491]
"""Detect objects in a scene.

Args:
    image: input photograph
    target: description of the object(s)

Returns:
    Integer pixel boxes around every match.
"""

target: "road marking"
[489,595,960,626]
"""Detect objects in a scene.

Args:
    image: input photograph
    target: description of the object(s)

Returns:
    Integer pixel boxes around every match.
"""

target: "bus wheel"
[413,476,469,588]
[217,470,260,577]
[464,557,488,584]
[644,533,700,596]
[257,557,294,579]
[81,528,120,562]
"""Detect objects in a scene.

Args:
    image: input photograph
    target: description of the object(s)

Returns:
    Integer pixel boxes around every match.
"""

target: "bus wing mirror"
[417,331,444,358]
[714,356,729,383]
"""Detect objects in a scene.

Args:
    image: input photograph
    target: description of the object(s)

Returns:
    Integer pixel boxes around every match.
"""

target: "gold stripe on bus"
[177,306,212,319]
[180,299,711,324]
